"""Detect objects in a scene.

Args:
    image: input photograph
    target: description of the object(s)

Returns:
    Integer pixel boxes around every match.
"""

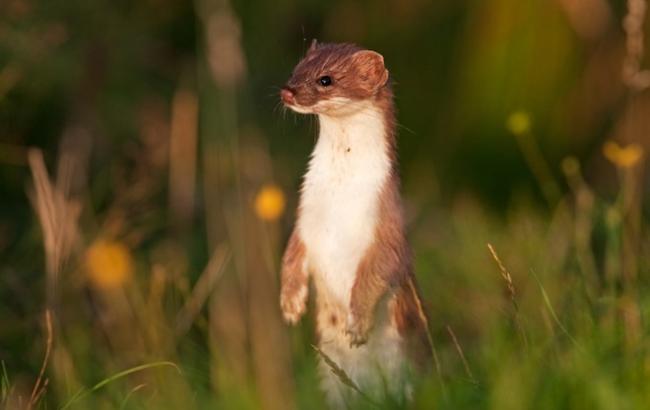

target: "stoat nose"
[280,88,295,105]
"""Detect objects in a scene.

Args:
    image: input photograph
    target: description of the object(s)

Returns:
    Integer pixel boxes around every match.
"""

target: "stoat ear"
[308,39,318,53]
[352,50,389,93]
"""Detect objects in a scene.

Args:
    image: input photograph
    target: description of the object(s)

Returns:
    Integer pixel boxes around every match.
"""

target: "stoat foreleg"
[280,229,309,324]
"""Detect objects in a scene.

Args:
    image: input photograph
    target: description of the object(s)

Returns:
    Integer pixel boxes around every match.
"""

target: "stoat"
[279,41,430,407]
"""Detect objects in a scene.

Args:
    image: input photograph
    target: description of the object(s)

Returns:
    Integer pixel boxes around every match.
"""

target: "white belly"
[299,176,380,306]
[297,106,390,307]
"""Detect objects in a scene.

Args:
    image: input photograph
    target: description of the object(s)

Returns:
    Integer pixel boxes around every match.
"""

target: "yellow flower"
[506,111,531,136]
[254,184,286,221]
[603,141,644,169]
[85,240,134,289]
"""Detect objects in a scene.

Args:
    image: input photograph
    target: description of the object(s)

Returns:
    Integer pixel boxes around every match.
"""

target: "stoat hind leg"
[348,175,411,348]
[318,358,349,409]
[315,297,352,409]
[317,292,412,408]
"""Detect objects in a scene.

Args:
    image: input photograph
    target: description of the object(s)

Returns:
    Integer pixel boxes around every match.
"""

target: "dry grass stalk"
[28,148,83,403]
[445,325,477,385]
[169,86,199,224]
[30,379,49,406]
[28,310,53,409]
[311,345,378,407]
[487,244,529,349]
[27,149,81,301]
[200,0,247,88]
[487,243,518,310]
[407,277,447,399]
[175,245,231,338]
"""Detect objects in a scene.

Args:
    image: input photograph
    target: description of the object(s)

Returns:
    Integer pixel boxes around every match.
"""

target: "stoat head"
[280,41,390,117]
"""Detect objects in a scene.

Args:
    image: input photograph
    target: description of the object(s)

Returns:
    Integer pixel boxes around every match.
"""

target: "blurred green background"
[1,0,649,408]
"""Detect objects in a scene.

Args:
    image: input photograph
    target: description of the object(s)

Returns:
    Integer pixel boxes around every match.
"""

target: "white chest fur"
[298,104,391,307]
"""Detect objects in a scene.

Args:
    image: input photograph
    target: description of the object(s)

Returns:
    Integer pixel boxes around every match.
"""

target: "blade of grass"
[118,383,147,410]
[175,244,230,338]
[529,269,584,353]
[59,361,180,410]
[29,309,53,408]
[31,379,49,406]
[508,118,561,207]
[445,325,477,386]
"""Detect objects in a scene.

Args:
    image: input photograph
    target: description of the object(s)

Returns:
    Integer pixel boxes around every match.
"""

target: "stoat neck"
[315,103,392,165]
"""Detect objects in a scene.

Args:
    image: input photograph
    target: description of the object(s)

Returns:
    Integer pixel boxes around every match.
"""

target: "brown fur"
[347,172,431,364]
[284,43,390,107]
[279,229,308,324]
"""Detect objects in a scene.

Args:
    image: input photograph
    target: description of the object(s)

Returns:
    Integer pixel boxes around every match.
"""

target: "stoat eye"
[318,76,332,86]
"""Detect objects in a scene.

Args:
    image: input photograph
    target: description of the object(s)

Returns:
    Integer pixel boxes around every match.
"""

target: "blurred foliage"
[0,0,649,409]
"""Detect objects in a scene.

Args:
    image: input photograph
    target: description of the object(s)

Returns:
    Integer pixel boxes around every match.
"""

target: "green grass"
[4,156,648,409]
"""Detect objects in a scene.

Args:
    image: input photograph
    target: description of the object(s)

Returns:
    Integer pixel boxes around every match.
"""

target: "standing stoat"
[279,41,430,407]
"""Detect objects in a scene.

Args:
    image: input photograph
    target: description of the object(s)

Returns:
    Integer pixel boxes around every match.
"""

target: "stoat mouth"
[285,103,315,114]
[284,97,362,116]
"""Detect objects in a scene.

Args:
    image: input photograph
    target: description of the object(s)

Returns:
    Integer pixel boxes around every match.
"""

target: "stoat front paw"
[345,313,372,347]
[280,283,308,325]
